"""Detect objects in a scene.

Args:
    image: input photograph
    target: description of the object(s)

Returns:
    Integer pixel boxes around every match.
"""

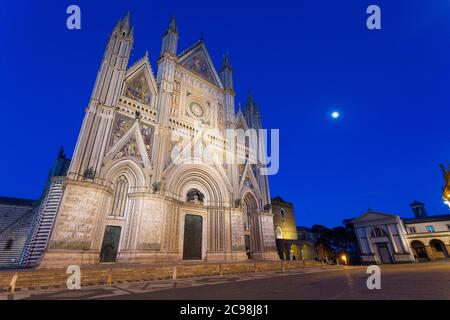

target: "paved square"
[6,261,450,300]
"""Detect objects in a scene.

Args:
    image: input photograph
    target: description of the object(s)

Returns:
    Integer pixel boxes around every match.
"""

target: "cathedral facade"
[39,14,278,267]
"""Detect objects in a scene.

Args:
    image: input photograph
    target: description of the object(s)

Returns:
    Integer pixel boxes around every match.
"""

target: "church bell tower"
[68,13,134,180]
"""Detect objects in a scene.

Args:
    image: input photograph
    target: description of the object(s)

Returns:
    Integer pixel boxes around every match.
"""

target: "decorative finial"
[122,11,131,31]
[168,15,177,32]
[440,163,449,176]
[222,52,230,66]
[247,89,254,105]
[57,146,65,158]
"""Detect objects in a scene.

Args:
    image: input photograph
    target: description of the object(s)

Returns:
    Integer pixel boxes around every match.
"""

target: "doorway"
[183,215,203,260]
[376,243,393,264]
[411,240,429,261]
[100,226,121,263]
[430,239,449,259]
[245,235,252,259]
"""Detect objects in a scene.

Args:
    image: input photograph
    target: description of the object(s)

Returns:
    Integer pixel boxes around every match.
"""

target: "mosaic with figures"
[113,137,144,166]
[180,49,217,85]
[140,123,155,160]
[109,114,134,148]
[125,71,152,105]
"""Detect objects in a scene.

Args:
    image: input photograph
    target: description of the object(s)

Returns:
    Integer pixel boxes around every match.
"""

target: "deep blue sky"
[1,0,449,227]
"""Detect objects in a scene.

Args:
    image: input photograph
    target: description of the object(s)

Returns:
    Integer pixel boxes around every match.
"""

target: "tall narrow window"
[110,175,129,218]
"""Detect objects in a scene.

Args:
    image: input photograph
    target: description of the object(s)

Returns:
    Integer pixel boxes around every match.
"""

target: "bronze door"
[183,215,203,260]
[100,226,121,263]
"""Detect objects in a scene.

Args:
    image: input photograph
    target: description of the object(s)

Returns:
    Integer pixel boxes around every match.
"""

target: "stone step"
[0,260,329,291]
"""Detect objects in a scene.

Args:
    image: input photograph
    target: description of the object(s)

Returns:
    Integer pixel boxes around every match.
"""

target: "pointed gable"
[124,72,152,105]
[178,42,222,88]
[352,211,399,225]
[105,117,155,170]
[124,54,157,106]
[113,136,144,166]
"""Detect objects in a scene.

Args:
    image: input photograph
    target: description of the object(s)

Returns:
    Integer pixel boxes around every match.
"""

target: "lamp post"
[341,254,348,266]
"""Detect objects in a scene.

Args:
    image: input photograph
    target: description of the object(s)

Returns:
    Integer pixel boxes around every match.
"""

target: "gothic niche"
[186,189,205,205]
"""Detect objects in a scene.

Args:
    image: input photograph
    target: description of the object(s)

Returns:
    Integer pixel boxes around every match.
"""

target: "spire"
[57,146,66,159]
[161,15,179,55]
[220,52,232,71]
[247,90,253,105]
[113,12,133,38]
[168,15,178,33]
[122,11,131,32]
[220,52,233,90]
[244,90,262,129]
[245,90,256,111]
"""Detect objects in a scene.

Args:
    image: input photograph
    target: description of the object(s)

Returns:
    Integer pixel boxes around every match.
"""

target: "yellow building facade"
[272,197,301,260]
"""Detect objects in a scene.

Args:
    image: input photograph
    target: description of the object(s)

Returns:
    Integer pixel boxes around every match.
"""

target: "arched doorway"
[411,240,429,261]
[291,244,300,260]
[430,239,449,259]
[164,160,232,262]
[242,192,261,260]
[100,174,131,263]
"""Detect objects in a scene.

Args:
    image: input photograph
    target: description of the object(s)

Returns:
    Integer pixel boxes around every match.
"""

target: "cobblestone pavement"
[2,260,450,300]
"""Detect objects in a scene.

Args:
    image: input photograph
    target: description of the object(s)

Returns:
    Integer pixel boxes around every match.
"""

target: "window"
[4,239,13,250]
[408,227,416,234]
[426,225,435,233]
[447,224,450,231]
[371,227,388,238]
[280,208,285,217]
[110,175,129,218]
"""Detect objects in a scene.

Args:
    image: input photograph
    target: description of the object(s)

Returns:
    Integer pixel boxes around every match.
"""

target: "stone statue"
[135,110,142,120]
[187,189,205,203]
[234,199,242,208]
[83,167,95,180]
[152,181,162,193]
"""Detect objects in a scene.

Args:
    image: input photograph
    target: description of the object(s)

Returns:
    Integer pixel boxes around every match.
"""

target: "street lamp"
[341,254,348,266]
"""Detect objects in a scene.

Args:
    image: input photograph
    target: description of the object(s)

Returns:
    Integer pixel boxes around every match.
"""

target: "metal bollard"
[107,269,113,286]
[172,266,177,280]
[8,273,18,294]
